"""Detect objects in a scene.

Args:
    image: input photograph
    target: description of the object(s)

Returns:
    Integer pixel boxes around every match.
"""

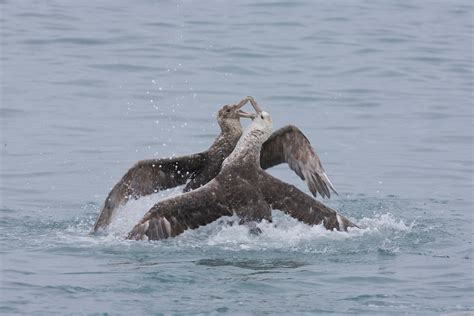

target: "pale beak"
[237,110,257,119]
[234,96,262,118]
[248,97,262,114]
[235,97,251,109]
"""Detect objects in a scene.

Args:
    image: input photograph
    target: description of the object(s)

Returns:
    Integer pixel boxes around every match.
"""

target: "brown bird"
[93,97,337,232]
[127,105,356,240]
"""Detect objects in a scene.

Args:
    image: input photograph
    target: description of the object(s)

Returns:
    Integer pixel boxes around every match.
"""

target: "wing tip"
[322,172,338,196]
[127,220,150,240]
[337,214,359,231]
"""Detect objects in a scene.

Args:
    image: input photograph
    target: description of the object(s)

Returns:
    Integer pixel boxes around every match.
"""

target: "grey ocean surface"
[1,1,473,314]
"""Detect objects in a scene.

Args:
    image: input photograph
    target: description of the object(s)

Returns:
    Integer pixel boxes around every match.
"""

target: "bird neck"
[209,121,243,160]
[219,119,243,136]
[211,120,243,151]
[223,128,266,168]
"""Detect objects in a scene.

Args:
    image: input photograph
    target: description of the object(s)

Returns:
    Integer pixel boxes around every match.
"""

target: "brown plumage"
[127,108,357,241]
[94,97,338,232]
[93,97,251,232]
[261,125,337,198]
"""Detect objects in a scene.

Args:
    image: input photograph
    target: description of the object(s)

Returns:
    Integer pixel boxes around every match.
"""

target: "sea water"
[1,0,473,314]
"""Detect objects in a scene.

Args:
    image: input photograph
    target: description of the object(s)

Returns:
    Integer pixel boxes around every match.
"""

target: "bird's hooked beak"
[235,96,263,120]
[248,97,263,114]
[237,110,257,119]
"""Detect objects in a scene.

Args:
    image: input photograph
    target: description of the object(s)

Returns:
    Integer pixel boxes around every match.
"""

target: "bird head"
[216,96,260,132]
[250,110,273,141]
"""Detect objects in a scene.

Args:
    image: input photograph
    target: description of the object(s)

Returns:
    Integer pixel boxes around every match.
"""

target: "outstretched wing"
[127,180,232,240]
[93,153,207,232]
[258,171,357,231]
[260,125,338,199]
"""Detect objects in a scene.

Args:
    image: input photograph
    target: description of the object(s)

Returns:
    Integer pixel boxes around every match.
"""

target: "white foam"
[198,214,357,251]
[56,187,184,246]
[193,212,414,252]
[357,213,414,232]
[60,196,415,253]
[107,187,185,235]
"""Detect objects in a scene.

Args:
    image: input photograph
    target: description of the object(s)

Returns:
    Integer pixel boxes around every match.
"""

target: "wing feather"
[127,180,232,240]
[261,125,338,198]
[258,172,357,231]
[93,153,207,232]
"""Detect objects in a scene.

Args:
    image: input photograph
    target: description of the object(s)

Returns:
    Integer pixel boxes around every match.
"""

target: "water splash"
[55,192,416,257]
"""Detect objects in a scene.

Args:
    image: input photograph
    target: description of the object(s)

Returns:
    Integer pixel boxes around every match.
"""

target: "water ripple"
[1,0,472,314]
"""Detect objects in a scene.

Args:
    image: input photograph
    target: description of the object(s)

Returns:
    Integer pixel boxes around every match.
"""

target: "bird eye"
[226,109,231,113]
[260,114,264,119]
